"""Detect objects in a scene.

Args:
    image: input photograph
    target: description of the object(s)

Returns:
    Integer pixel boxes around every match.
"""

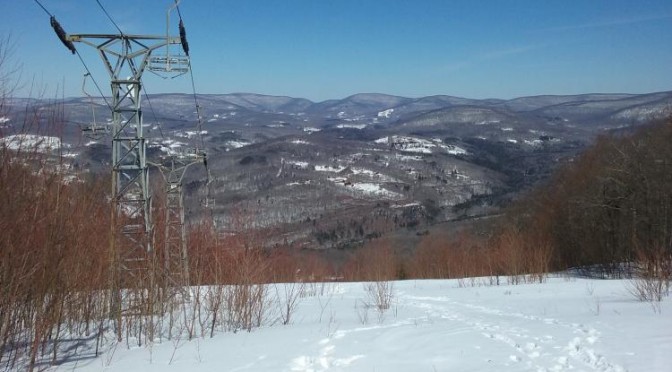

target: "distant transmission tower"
[151,149,206,299]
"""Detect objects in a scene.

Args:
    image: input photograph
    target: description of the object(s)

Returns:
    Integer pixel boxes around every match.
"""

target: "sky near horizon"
[1,0,671,102]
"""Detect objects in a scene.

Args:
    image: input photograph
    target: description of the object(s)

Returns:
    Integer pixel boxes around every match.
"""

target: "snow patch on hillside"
[316,164,346,173]
[153,139,187,155]
[351,167,399,182]
[375,136,467,155]
[392,202,420,208]
[286,180,311,186]
[175,130,208,139]
[394,153,424,162]
[476,119,501,125]
[350,182,400,198]
[328,176,401,199]
[524,139,543,147]
[377,108,394,118]
[286,160,309,169]
[0,134,69,152]
[336,123,367,130]
[225,140,251,150]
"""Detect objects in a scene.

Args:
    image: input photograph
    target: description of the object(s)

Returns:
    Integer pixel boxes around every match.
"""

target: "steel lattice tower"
[66,33,189,318]
[153,151,206,299]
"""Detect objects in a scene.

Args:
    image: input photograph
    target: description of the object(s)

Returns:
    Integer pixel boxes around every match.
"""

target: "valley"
[4,91,671,251]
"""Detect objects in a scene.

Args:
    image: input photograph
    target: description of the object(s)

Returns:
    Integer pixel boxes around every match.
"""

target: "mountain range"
[4,91,671,251]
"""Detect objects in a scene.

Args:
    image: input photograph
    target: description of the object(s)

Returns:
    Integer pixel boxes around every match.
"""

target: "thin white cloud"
[441,43,544,72]
[481,44,543,60]
[541,14,672,32]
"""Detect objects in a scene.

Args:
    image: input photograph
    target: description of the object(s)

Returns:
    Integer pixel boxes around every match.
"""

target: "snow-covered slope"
[53,277,670,372]
[0,134,68,152]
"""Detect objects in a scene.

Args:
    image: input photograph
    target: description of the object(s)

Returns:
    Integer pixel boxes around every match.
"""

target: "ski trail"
[403,294,627,372]
[289,323,404,371]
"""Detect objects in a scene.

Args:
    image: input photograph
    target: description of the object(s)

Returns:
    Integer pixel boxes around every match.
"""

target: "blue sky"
[2,0,671,101]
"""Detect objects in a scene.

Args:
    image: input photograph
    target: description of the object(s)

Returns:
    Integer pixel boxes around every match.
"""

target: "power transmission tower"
[151,150,206,300]
[65,32,190,320]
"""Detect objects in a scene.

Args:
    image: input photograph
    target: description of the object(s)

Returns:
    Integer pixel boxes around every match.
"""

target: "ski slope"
[54,277,670,372]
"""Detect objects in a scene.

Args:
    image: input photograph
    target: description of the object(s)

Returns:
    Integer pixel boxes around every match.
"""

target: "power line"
[33,0,53,17]
[33,0,112,112]
[174,0,184,21]
[141,85,166,141]
[95,0,124,35]
[188,64,205,150]
[171,2,205,149]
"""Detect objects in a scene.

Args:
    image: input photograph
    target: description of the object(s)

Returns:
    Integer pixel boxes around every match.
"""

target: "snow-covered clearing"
[0,134,69,152]
[286,160,310,169]
[225,140,251,150]
[378,108,394,118]
[316,165,346,173]
[348,182,400,199]
[336,123,367,130]
[53,277,669,372]
[175,130,208,139]
[375,136,467,155]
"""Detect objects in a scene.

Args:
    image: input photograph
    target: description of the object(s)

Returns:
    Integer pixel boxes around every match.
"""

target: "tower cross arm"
[67,34,182,43]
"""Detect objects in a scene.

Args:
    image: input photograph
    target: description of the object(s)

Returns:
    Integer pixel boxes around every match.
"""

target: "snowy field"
[54,277,669,372]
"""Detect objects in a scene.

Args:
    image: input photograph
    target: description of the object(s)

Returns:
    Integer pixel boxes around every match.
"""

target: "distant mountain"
[397,106,518,128]
[202,93,313,113]
[306,93,413,118]
[499,94,637,112]
[4,90,672,251]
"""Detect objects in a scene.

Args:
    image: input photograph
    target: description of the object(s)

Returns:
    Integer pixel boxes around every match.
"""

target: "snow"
[303,127,321,133]
[0,116,10,124]
[336,123,367,130]
[376,136,467,155]
[225,140,251,149]
[175,130,208,139]
[287,160,309,169]
[377,108,394,118]
[351,167,399,183]
[291,139,310,145]
[394,153,424,162]
[391,202,420,208]
[351,167,376,177]
[0,134,69,152]
[153,139,187,155]
[350,182,400,198]
[52,277,670,372]
[524,139,543,147]
[444,144,467,155]
[286,180,311,186]
[475,119,501,125]
[315,165,346,173]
